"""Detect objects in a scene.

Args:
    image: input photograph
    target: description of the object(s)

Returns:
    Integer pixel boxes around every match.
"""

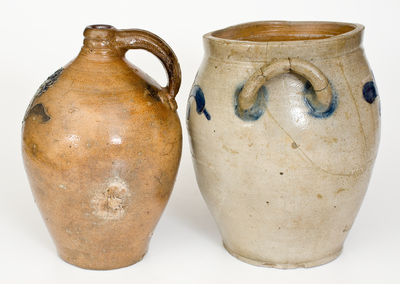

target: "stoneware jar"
[187,21,380,268]
[22,25,182,270]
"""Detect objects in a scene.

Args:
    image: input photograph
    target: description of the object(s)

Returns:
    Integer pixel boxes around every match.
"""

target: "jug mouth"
[203,21,364,61]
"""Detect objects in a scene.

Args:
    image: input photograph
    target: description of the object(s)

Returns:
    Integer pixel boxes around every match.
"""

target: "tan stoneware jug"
[187,21,380,268]
[22,25,182,270]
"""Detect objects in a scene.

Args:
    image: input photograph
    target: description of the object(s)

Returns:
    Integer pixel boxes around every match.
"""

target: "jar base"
[223,243,342,269]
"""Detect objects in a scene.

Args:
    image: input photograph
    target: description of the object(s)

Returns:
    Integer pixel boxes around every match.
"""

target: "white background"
[1,0,399,283]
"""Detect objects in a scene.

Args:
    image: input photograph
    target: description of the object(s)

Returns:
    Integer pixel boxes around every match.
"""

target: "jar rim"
[203,21,364,62]
[204,21,364,45]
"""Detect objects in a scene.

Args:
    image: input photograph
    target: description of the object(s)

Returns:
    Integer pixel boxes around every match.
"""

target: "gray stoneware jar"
[187,21,380,268]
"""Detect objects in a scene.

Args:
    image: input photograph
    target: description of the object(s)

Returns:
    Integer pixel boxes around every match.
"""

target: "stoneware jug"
[187,21,380,268]
[22,25,182,270]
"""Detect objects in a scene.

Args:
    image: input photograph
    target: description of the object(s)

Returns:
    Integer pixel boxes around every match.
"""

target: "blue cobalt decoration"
[188,85,211,120]
[303,81,338,119]
[234,83,268,121]
[362,81,378,104]
[234,80,336,121]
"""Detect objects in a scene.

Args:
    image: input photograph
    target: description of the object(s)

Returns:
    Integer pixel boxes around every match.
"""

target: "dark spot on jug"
[187,85,211,120]
[303,80,338,119]
[362,81,378,104]
[145,82,160,101]
[234,83,268,121]
[23,68,63,122]
[35,68,64,98]
[26,103,51,123]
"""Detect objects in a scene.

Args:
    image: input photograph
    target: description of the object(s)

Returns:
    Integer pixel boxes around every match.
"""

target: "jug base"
[223,243,342,269]
[58,250,147,270]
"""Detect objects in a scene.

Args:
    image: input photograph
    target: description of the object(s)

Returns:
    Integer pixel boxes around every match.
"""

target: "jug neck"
[79,25,121,58]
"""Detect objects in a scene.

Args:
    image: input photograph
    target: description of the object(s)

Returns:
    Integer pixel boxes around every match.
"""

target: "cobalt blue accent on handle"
[234,83,268,121]
[363,81,378,104]
[303,81,338,119]
[188,85,211,120]
[234,80,336,121]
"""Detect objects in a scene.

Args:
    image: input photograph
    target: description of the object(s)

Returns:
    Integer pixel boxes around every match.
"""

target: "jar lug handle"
[238,58,332,111]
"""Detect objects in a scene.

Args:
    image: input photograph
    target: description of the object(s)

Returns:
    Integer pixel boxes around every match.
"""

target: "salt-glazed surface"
[187,21,380,268]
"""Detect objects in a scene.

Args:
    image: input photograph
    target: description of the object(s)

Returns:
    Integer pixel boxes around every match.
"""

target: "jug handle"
[238,58,332,111]
[115,29,181,111]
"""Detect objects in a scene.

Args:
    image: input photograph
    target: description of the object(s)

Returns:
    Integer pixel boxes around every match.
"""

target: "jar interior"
[211,22,356,42]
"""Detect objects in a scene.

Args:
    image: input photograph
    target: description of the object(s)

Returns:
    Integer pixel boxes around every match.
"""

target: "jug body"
[187,21,380,268]
[22,25,182,270]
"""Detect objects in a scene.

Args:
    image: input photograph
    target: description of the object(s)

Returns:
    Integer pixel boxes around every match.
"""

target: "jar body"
[22,34,182,270]
[187,22,380,268]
